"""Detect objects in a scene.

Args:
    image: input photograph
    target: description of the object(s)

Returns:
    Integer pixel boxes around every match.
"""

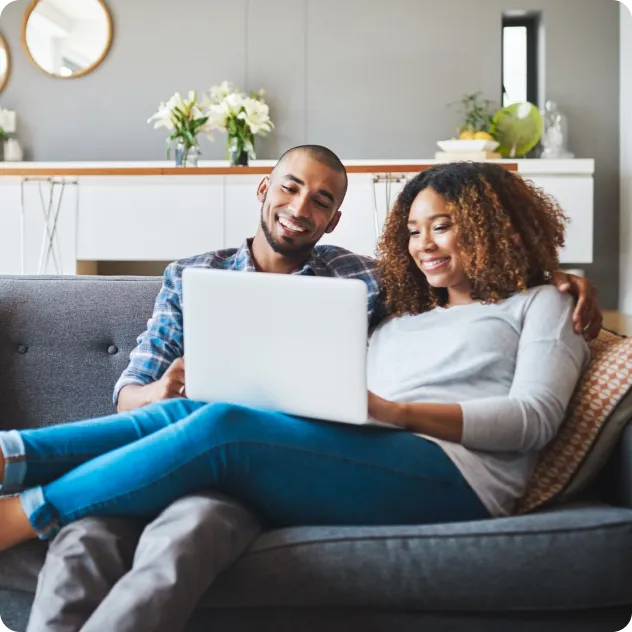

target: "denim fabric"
[2,400,489,539]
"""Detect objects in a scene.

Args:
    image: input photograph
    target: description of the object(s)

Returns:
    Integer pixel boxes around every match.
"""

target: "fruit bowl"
[437,139,500,152]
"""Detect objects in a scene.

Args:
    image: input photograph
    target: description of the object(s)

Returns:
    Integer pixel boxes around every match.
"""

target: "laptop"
[182,267,372,424]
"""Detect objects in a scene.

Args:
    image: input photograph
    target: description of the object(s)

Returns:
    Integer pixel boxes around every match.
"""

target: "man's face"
[257,153,345,257]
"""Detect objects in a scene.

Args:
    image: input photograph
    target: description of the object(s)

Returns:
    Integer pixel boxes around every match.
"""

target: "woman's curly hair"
[376,162,568,318]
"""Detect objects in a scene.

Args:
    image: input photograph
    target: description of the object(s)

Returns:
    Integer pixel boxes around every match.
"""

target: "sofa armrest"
[605,419,632,508]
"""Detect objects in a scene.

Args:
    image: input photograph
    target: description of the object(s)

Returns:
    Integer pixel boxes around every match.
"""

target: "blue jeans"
[0,400,489,539]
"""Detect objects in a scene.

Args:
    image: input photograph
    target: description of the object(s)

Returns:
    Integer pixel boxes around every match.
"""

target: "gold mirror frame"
[0,35,10,93]
[21,0,113,79]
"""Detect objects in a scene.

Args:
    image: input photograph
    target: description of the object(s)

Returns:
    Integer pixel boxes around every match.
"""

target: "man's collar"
[301,249,327,276]
[234,240,258,272]
[239,239,326,276]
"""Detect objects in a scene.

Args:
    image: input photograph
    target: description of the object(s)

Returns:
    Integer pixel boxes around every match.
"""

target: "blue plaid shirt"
[113,240,382,405]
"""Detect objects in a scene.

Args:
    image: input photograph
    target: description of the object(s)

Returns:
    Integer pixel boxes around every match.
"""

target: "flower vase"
[174,141,199,167]
[228,136,250,167]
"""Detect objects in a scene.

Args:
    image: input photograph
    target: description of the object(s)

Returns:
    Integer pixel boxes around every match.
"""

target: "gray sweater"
[367,285,590,516]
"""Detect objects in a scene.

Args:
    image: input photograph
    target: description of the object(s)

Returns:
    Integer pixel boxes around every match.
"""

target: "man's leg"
[82,492,262,632]
[26,517,143,632]
[27,493,261,632]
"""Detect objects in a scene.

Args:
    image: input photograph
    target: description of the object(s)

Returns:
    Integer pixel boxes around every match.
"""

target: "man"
[27,146,602,632]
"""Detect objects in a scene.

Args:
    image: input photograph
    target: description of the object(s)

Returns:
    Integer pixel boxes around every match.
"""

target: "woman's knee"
[143,398,206,420]
[188,403,265,444]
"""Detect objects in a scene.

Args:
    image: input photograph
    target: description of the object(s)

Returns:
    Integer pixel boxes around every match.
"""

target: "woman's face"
[407,188,471,296]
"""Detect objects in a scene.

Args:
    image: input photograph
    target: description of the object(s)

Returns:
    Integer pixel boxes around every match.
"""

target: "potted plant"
[148,91,214,167]
[450,92,496,141]
[0,108,16,162]
[206,81,274,166]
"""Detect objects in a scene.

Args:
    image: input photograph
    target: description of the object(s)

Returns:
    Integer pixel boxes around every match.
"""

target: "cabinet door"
[223,175,264,247]
[372,175,408,237]
[18,178,79,275]
[76,176,224,262]
[0,178,23,274]
[524,175,593,264]
[318,174,379,257]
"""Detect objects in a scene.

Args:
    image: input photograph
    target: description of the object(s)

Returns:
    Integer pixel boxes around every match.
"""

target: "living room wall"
[0,0,622,307]
[620,0,632,314]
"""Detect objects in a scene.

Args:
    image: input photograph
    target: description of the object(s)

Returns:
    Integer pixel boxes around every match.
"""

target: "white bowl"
[437,139,500,152]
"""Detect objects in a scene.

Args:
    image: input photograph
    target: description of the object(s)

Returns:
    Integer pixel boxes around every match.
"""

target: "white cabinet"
[0,177,23,274]
[76,176,225,261]
[0,160,595,274]
[223,175,263,248]
[7,178,79,275]
[525,175,593,264]
[319,174,379,257]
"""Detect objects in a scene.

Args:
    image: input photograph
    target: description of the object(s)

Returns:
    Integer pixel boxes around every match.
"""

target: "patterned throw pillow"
[515,329,632,515]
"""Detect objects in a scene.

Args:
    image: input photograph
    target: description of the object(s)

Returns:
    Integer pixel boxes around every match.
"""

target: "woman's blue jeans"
[0,400,489,540]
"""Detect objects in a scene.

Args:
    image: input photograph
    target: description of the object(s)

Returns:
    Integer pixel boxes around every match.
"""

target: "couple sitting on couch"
[0,145,601,631]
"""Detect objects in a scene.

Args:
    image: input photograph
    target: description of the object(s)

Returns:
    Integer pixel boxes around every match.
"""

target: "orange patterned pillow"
[515,329,632,514]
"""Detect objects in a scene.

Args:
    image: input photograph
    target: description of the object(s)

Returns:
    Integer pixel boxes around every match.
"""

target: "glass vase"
[540,101,574,159]
[228,135,251,167]
[174,142,200,167]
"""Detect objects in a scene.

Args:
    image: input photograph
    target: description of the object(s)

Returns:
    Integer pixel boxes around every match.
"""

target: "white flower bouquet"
[0,108,16,141]
[147,91,214,166]
[206,81,274,165]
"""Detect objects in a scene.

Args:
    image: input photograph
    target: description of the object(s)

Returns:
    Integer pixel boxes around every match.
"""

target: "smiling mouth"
[421,257,450,271]
[277,216,308,235]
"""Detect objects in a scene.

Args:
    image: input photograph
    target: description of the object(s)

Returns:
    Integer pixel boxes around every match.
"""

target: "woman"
[0,162,589,550]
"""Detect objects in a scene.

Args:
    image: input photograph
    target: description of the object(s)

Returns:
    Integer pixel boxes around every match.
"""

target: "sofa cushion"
[0,540,46,594]
[0,276,162,430]
[201,504,632,612]
[1,506,630,612]
[516,330,632,514]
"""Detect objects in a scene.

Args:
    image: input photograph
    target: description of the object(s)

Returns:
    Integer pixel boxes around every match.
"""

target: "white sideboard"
[0,159,594,275]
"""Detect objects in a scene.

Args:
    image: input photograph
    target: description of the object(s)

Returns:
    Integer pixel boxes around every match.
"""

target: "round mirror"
[22,0,112,79]
[0,35,10,93]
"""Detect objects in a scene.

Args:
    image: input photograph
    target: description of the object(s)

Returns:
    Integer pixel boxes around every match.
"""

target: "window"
[502,14,540,107]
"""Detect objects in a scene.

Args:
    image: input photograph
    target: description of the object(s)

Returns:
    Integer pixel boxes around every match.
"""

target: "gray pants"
[26,493,262,632]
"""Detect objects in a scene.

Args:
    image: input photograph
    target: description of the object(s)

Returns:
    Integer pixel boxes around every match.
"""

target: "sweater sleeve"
[459,286,590,453]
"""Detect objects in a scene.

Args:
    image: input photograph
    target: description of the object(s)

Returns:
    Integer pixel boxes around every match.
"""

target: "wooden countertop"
[0,163,519,177]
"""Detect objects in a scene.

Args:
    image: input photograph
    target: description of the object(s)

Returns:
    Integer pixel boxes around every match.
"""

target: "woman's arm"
[368,393,463,442]
[369,287,590,452]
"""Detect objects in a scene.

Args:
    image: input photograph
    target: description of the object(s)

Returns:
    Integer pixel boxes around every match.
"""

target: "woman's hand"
[368,394,464,442]
[551,270,602,341]
[368,391,406,427]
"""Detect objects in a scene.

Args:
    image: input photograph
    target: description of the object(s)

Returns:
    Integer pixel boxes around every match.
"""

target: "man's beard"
[260,204,318,258]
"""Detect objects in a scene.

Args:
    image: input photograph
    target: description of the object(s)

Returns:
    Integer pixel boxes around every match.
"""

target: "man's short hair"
[273,145,348,198]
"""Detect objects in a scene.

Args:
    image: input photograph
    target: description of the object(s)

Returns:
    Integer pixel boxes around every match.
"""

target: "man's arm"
[113,262,185,408]
[117,358,185,412]
[551,269,603,340]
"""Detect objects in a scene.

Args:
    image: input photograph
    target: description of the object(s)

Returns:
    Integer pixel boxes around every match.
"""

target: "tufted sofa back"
[0,276,162,429]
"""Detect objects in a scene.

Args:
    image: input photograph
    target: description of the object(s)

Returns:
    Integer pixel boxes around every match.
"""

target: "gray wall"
[0,0,621,307]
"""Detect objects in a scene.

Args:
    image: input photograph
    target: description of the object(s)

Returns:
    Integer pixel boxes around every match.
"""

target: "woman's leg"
[18,403,489,542]
[0,399,207,490]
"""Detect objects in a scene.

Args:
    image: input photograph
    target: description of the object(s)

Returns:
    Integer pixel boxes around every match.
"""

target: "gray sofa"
[0,275,631,632]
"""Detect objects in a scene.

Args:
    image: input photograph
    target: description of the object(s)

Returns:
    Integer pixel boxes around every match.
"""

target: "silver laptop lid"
[182,267,369,423]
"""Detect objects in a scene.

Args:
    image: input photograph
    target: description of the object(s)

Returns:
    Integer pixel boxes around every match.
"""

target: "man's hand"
[147,357,186,401]
[117,358,186,412]
[551,270,603,341]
